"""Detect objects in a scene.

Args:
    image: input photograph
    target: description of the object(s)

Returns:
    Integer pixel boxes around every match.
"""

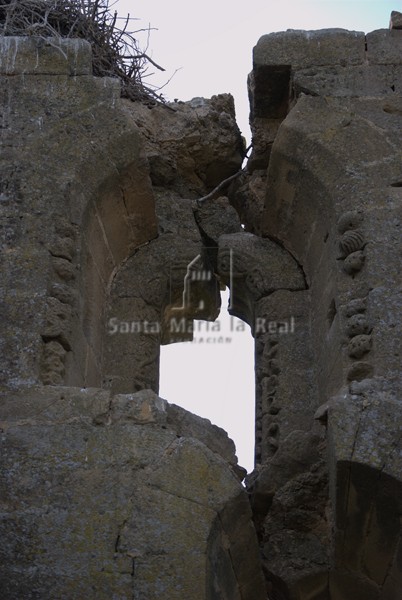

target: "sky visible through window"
[116,0,395,472]
[160,289,255,473]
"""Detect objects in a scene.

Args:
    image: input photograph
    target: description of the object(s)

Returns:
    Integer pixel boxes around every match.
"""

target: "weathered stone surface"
[243,17,402,599]
[254,29,365,69]
[254,291,318,463]
[0,36,92,75]
[327,385,402,595]
[292,64,402,98]
[262,462,330,590]
[390,10,402,29]
[0,41,248,394]
[124,93,244,194]
[193,195,242,242]
[0,37,158,389]
[0,386,265,600]
[231,169,267,231]
[246,118,281,169]
[166,402,244,476]
[248,430,323,503]
[366,28,402,64]
[207,491,266,599]
[257,95,401,394]
[217,232,305,326]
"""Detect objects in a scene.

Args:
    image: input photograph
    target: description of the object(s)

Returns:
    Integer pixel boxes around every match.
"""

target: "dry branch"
[196,145,252,206]
[196,171,244,207]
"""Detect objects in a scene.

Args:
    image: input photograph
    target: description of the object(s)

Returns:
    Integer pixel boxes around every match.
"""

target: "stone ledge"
[0,386,243,474]
[0,36,92,75]
[292,64,402,97]
[253,29,366,69]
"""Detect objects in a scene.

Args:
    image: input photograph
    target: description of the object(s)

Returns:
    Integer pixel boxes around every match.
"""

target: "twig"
[122,52,165,71]
[196,171,243,207]
[150,67,181,91]
[196,145,252,206]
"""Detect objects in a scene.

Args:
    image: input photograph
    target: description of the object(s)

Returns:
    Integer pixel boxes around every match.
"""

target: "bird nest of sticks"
[0,0,166,103]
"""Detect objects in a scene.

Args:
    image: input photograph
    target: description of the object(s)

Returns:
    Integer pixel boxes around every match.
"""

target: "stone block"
[218,233,305,304]
[254,29,365,69]
[0,387,266,599]
[293,64,401,98]
[0,36,92,75]
[254,286,320,463]
[366,28,402,64]
[166,402,240,472]
[390,10,402,30]
[111,389,168,425]
[193,196,242,243]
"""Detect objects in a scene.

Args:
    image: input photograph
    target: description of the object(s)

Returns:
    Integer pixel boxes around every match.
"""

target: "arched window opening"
[159,289,255,473]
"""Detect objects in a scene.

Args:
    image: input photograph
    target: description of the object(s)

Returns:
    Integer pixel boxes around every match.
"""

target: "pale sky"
[117,0,397,473]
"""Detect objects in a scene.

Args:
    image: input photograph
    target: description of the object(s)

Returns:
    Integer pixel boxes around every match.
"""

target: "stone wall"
[241,19,402,600]
[1,13,401,600]
[0,37,157,390]
[0,36,266,599]
[0,386,266,599]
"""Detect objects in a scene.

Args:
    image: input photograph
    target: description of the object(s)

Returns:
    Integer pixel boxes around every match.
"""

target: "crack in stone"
[145,480,220,513]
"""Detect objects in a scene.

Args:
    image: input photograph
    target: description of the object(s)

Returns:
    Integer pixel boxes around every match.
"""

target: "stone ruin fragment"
[0,12,401,600]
